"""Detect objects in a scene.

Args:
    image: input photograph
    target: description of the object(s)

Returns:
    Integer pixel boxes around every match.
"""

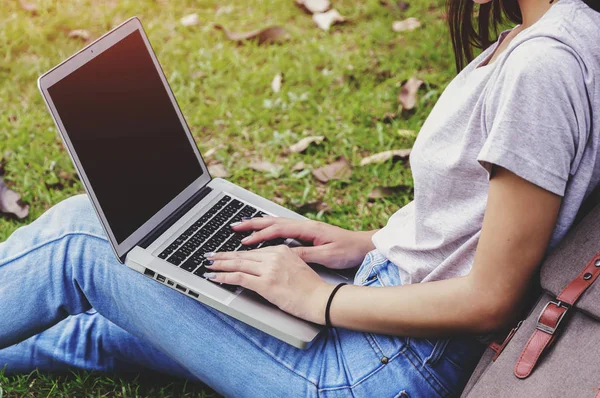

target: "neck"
[518,0,554,28]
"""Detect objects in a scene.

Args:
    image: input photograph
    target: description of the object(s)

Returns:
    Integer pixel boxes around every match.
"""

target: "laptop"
[37,17,348,349]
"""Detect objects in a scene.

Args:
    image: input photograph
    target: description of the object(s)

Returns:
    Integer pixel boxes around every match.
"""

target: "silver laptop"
[37,17,348,349]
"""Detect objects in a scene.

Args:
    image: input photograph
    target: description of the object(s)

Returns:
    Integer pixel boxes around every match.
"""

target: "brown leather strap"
[514,253,600,379]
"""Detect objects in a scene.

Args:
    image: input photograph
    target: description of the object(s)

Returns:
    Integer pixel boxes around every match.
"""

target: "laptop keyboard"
[157,195,285,292]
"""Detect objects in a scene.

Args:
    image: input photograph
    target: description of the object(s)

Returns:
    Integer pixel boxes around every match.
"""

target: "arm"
[327,166,561,336]
[207,166,561,336]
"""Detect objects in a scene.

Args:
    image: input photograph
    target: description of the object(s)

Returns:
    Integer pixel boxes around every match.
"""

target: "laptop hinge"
[137,186,213,250]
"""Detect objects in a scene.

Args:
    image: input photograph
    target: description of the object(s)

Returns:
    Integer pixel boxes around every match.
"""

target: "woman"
[2,0,600,396]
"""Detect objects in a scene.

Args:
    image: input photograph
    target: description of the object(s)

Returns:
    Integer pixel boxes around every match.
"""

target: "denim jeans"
[0,195,484,397]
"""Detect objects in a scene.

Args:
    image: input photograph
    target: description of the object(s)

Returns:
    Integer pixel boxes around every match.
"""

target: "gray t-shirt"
[372,0,600,285]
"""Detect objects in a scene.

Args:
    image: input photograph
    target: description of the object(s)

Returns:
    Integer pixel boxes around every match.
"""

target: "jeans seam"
[0,231,108,266]
[204,307,319,389]
[404,344,451,398]
[317,350,404,393]
[363,333,383,359]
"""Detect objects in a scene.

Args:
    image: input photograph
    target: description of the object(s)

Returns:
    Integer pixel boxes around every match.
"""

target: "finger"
[207,258,263,276]
[230,216,296,232]
[208,250,266,262]
[240,222,316,246]
[291,245,329,264]
[207,271,261,291]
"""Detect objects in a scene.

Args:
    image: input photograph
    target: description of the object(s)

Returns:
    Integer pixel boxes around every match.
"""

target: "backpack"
[461,192,600,397]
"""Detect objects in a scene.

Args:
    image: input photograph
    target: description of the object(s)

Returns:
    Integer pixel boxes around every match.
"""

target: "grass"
[0,0,456,395]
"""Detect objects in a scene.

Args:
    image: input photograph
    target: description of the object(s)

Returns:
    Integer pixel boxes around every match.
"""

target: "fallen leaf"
[249,160,279,173]
[289,135,325,153]
[392,17,421,32]
[397,129,416,138]
[68,29,91,41]
[398,77,423,110]
[271,73,283,93]
[368,185,412,201]
[294,200,331,214]
[360,149,411,166]
[18,0,37,13]
[296,0,330,14]
[312,156,352,183]
[291,161,306,171]
[0,178,29,219]
[204,144,226,158]
[208,163,229,178]
[180,13,200,27]
[215,5,234,16]
[214,25,287,45]
[312,9,346,31]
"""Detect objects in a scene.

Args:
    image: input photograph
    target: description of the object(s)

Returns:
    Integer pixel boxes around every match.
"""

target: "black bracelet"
[325,283,347,328]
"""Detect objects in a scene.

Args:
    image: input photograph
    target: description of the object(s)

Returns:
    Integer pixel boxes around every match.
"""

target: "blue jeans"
[0,195,484,397]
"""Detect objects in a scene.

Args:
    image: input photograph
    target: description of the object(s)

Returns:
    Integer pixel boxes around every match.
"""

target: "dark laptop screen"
[48,30,203,244]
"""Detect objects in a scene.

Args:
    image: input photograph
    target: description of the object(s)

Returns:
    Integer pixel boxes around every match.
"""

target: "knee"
[45,194,105,237]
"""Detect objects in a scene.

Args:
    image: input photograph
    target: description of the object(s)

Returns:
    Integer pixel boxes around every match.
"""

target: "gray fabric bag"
[461,198,600,398]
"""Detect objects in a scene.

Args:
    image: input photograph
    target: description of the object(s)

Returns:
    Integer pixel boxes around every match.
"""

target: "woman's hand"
[231,217,377,270]
[205,245,334,324]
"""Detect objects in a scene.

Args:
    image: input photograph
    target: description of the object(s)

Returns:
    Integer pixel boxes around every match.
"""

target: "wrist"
[308,282,337,325]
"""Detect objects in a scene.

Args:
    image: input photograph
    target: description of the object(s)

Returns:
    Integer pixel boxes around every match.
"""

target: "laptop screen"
[47,30,204,244]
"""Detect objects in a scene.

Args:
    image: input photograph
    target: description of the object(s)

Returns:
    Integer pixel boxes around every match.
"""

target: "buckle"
[536,300,570,335]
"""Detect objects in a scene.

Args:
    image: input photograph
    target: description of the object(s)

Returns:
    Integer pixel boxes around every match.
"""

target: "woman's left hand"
[205,245,335,324]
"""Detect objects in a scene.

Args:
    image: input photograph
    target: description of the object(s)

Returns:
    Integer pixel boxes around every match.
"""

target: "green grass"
[0,0,456,395]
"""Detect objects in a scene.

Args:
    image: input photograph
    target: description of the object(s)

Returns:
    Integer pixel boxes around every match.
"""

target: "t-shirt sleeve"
[477,37,590,196]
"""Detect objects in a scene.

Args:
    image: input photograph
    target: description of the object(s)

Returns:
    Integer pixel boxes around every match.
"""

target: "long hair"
[447,0,600,72]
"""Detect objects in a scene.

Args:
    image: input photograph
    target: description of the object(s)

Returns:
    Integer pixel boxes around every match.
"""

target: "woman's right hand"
[231,217,378,270]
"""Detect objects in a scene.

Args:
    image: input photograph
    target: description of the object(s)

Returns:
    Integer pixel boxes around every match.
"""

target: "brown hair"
[447,0,600,72]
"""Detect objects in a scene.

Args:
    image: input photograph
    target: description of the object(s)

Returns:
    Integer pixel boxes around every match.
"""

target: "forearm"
[321,275,505,337]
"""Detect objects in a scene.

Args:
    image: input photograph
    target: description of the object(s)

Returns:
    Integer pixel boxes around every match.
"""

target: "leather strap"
[514,252,600,379]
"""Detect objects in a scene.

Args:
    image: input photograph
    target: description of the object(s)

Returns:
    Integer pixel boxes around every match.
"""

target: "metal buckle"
[536,300,569,335]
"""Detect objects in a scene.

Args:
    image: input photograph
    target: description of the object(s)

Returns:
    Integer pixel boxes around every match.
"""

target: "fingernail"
[203,272,216,279]
[242,217,252,221]
[241,236,250,243]
[204,252,215,259]
[205,260,214,266]
[230,221,241,227]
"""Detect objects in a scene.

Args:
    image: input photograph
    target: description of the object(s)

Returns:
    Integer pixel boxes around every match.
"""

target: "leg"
[0,195,480,397]
[0,310,195,379]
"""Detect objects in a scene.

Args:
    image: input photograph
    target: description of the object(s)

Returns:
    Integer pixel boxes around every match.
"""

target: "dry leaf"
[204,144,225,158]
[291,161,306,171]
[19,0,37,13]
[312,9,346,31]
[392,17,421,32]
[289,135,325,153]
[249,160,279,173]
[368,185,412,201]
[215,5,234,16]
[312,156,352,183]
[397,129,416,138]
[180,13,200,27]
[208,163,229,178]
[0,178,29,219]
[398,77,423,110]
[68,29,91,41]
[214,25,287,45]
[295,200,331,214]
[271,73,283,93]
[296,0,330,14]
[360,149,411,166]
